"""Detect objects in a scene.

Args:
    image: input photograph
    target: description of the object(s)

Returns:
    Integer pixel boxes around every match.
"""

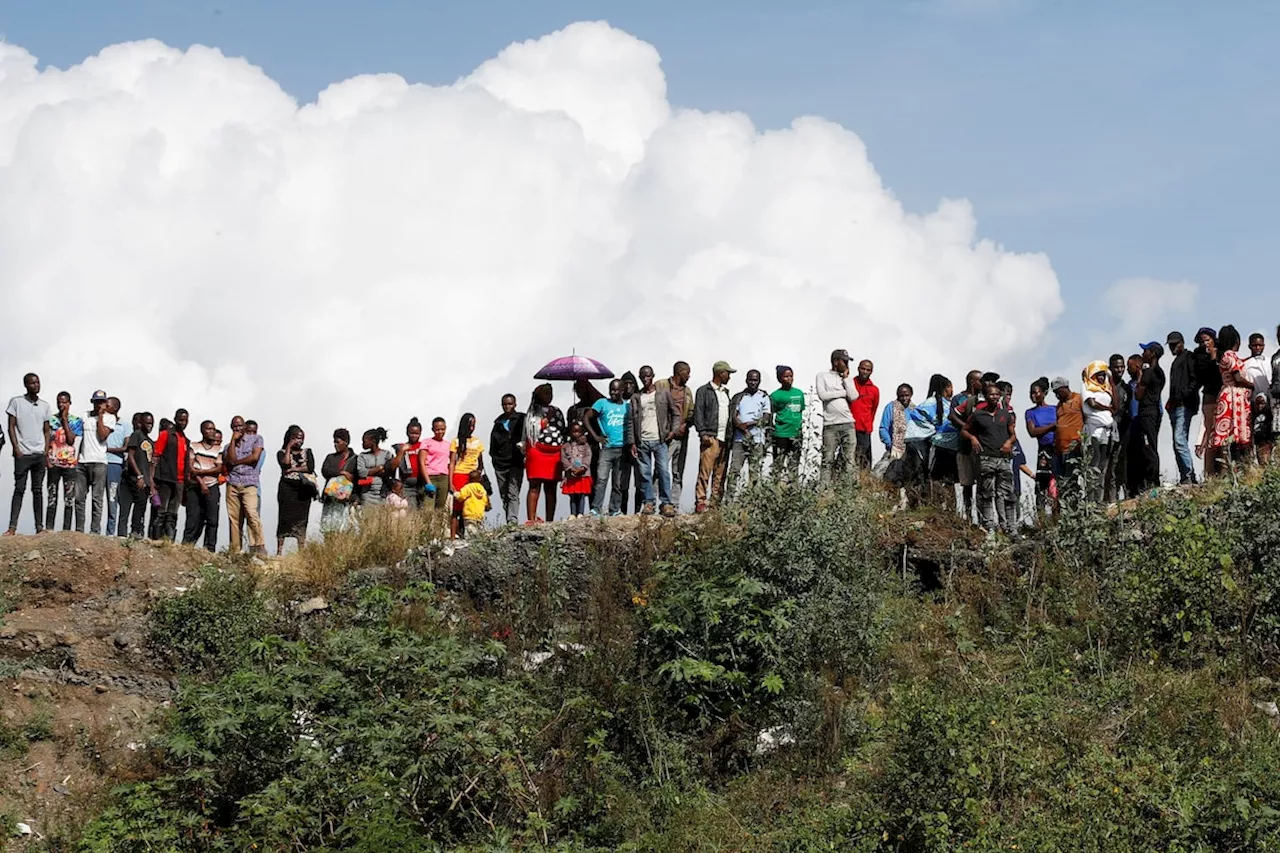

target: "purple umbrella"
[534,354,615,381]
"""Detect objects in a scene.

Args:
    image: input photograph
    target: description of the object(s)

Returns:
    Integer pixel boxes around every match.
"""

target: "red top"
[850,377,879,433]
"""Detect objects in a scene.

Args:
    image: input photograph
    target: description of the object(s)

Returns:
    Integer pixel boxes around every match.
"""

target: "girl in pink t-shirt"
[418,417,452,511]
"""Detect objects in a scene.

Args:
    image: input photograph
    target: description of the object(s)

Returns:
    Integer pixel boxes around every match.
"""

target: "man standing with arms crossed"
[224,415,266,555]
[5,374,51,535]
[815,349,859,486]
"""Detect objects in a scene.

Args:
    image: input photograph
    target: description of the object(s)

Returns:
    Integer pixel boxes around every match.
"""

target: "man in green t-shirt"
[770,366,805,483]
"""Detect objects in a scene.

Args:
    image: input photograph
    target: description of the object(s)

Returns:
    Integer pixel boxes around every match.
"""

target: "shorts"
[956,451,978,487]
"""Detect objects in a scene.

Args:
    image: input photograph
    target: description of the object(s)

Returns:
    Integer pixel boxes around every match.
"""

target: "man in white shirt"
[5,373,51,535]
[77,390,117,534]
[815,349,859,485]
[726,369,771,498]
[1246,332,1274,464]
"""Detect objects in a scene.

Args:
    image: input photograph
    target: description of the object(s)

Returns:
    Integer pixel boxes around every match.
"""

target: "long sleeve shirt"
[814,370,858,426]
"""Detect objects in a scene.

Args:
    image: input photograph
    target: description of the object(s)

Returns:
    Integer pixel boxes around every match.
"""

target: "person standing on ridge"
[523,385,565,524]
[1024,378,1057,516]
[950,370,985,521]
[1244,333,1273,465]
[104,397,127,536]
[851,359,879,470]
[693,361,734,512]
[631,366,678,517]
[44,391,82,533]
[118,412,155,539]
[1051,377,1084,507]
[959,381,1017,536]
[77,390,115,534]
[6,374,51,535]
[726,369,770,499]
[489,398,525,523]
[418,418,452,511]
[769,366,805,484]
[224,415,266,555]
[815,349,858,485]
[1164,331,1200,485]
[151,409,189,541]
[588,380,633,517]
[656,362,694,507]
[1132,342,1166,492]
[394,418,427,509]
[183,420,223,552]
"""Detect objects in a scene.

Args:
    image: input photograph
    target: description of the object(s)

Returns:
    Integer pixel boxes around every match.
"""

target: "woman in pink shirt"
[417,417,452,511]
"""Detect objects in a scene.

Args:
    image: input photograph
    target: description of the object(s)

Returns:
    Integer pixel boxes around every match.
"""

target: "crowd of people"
[4,323,1278,553]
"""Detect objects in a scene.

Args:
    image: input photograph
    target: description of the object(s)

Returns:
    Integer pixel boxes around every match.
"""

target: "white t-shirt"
[78,412,117,464]
[638,391,660,442]
[1082,391,1114,441]
[1245,354,1270,402]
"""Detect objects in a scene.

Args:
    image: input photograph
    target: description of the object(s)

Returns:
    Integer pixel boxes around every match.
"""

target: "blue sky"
[5,0,1279,347]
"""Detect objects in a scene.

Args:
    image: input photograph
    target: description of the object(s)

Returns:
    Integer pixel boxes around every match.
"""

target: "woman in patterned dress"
[1205,324,1255,475]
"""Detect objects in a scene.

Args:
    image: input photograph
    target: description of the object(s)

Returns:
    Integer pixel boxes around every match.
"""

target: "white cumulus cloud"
[0,20,1063,529]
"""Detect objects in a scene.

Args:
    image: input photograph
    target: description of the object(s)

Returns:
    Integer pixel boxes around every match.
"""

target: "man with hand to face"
[815,349,859,486]
[224,415,266,555]
[77,390,116,534]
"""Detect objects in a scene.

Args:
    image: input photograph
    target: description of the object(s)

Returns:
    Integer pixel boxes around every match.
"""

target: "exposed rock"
[296,596,329,616]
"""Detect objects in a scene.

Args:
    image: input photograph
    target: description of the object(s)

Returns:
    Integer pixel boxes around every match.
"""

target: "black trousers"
[855,431,873,469]
[1126,412,1161,495]
[152,480,183,541]
[117,477,150,538]
[9,453,46,532]
[182,485,220,552]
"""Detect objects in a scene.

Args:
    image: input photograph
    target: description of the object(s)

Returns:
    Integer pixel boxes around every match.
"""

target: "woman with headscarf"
[524,383,566,524]
[276,425,316,554]
[1205,324,1255,474]
[1080,361,1115,503]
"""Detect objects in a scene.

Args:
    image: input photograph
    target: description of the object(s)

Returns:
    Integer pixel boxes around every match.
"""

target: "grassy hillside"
[26,470,1280,851]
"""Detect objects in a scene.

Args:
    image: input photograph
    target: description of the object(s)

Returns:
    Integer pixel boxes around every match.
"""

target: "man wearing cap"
[76,390,117,534]
[1132,341,1166,491]
[1164,332,1200,485]
[815,349,859,485]
[693,361,735,512]
[1051,376,1084,507]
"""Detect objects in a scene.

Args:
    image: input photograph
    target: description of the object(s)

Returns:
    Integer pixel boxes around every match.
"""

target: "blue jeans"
[1169,404,1196,483]
[105,463,122,536]
[592,446,626,514]
[637,440,672,508]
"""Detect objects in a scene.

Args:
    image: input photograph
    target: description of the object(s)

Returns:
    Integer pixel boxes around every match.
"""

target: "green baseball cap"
[712,360,737,374]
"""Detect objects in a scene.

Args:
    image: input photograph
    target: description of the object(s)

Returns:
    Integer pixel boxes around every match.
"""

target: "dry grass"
[276,505,449,593]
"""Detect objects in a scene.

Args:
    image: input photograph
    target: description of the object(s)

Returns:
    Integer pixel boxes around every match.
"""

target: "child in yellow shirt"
[451,468,490,546]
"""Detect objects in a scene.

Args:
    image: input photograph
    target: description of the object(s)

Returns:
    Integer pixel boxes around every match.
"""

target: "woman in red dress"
[523,383,566,524]
[1206,324,1255,475]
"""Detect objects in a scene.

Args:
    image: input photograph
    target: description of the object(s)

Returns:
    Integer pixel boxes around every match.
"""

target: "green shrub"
[146,565,270,675]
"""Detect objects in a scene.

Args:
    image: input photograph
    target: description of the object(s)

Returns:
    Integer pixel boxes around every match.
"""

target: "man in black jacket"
[1164,331,1200,484]
[489,394,526,524]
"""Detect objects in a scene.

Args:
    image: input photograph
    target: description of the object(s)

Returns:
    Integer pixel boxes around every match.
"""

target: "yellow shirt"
[450,437,485,474]
[456,482,489,521]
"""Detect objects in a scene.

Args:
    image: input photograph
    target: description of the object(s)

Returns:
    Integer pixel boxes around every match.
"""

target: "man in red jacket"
[850,359,880,470]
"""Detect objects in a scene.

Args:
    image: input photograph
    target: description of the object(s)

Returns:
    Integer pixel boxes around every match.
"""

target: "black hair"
[1249,332,1265,343]
[333,427,350,443]
[1109,353,1124,364]
[1031,376,1049,393]
[22,372,37,384]
[530,383,553,409]
[455,414,475,450]
[245,419,258,429]
[199,419,214,431]
[896,383,913,396]
[1218,324,1241,352]
[364,427,388,445]
[673,361,689,373]
[281,424,303,449]
[158,417,173,431]
[406,416,421,432]
[980,372,1000,385]
[431,417,446,428]
[56,390,71,401]
[926,374,951,427]
[175,408,188,418]
[996,381,1013,394]
[1128,353,1143,364]
[500,393,517,403]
